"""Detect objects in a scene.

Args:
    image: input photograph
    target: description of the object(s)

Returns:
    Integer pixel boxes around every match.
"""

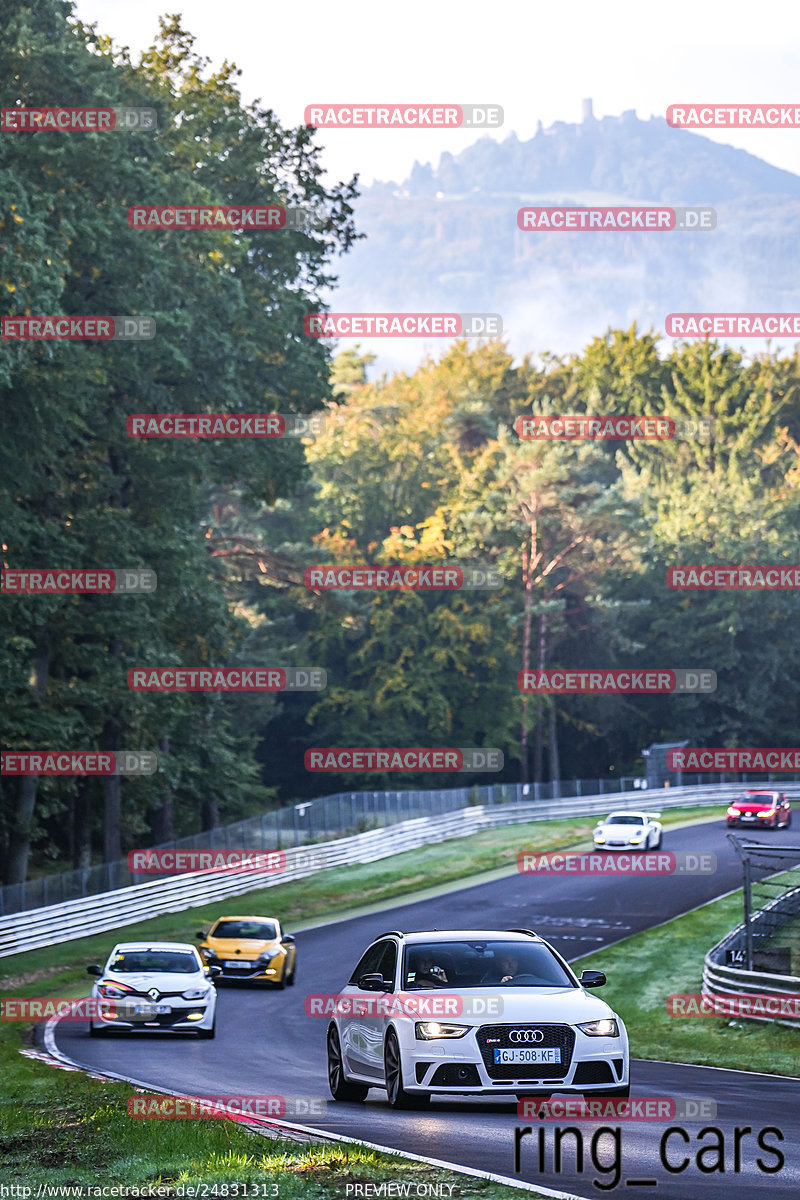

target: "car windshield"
[737,795,774,805]
[109,950,199,973]
[606,814,645,825]
[211,920,277,940]
[402,940,575,989]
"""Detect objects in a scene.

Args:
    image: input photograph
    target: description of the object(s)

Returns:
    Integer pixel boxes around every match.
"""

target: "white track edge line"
[41,1016,589,1200]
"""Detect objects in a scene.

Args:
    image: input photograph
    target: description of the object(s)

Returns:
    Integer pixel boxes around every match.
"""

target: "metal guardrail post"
[743,855,754,971]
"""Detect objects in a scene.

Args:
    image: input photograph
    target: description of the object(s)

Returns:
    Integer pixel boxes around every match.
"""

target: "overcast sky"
[74,0,800,188]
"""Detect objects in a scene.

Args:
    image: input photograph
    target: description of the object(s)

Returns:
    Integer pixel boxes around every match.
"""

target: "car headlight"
[182,986,211,1000]
[629,833,645,842]
[97,981,134,998]
[594,831,606,840]
[577,1018,619,1037]
[200,947,216,959]
[415,1021,470,1040]
[726,807,739,817]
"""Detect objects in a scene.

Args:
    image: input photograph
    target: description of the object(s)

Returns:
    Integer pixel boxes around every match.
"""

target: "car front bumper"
[92,998,215,1032]
[394,1025,629,1096]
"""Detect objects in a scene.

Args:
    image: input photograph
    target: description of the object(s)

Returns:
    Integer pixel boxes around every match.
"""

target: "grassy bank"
[0,1026,540,1195]
[577,890,800,1076]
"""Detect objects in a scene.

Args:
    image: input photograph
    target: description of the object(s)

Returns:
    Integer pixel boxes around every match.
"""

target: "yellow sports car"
[196,916,297,987]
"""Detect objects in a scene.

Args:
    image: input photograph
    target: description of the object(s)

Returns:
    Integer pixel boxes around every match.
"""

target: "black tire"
[286,957,296,987]
[89,1022,109,1038]
[786,812,792,828]
[197,1016,216,1039]
[384,1028,430,1109]
[327,1025,369,1102]
[653,832,662,849]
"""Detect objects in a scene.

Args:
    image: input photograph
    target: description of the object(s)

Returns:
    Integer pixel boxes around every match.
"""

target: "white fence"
[2,783,788,959]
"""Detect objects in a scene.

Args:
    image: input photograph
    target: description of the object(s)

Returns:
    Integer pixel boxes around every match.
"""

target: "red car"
[726,791,792,829]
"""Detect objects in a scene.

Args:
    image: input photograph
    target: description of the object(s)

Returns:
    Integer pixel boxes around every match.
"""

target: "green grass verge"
[576,890,800,1076]
[1,1026,542,1195]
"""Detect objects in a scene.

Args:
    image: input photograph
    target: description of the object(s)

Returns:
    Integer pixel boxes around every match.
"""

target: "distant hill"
[327,109,800,372]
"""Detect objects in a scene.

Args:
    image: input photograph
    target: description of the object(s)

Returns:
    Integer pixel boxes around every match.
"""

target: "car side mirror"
[282,934,295,944]
[358,973,386,992]
[86,964,103,976]
[207,965,222,978]
[196,931,207,940]
[579,970,606,988]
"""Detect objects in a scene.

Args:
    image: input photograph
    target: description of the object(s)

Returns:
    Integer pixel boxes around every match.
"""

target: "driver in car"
[498,953,519,983]
[409,951,448,986]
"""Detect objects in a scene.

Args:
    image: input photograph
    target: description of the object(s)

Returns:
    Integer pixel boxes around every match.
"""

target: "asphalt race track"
[51,819,800,1199]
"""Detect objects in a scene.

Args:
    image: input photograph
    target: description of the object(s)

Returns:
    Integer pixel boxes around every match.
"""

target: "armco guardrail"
[703,927,800,1026]
[11,769,792,917]
[703,872,800,1026]
[1,782,781,959]
[0,775,645,916]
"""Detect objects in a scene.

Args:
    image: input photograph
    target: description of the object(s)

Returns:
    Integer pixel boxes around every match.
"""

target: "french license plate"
[741,814,756,820]
[133,1003,170,1015]
[493,1047,561,1065]
[223,960,251,968]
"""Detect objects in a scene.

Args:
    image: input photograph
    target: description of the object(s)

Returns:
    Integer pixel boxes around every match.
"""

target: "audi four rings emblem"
[509,1029,544,1043]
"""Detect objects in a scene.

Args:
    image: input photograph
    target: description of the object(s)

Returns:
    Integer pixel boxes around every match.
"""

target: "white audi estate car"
[326,929,629,1108]
[87,941,220,1037]
[593,811,662,851]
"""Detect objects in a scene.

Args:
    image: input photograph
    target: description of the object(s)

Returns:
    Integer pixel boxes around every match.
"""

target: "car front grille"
[476,1024,575,1080]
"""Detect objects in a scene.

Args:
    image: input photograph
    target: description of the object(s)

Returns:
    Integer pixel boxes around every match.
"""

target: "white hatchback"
[87,941,219,1037]
[326,929,629,1108]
